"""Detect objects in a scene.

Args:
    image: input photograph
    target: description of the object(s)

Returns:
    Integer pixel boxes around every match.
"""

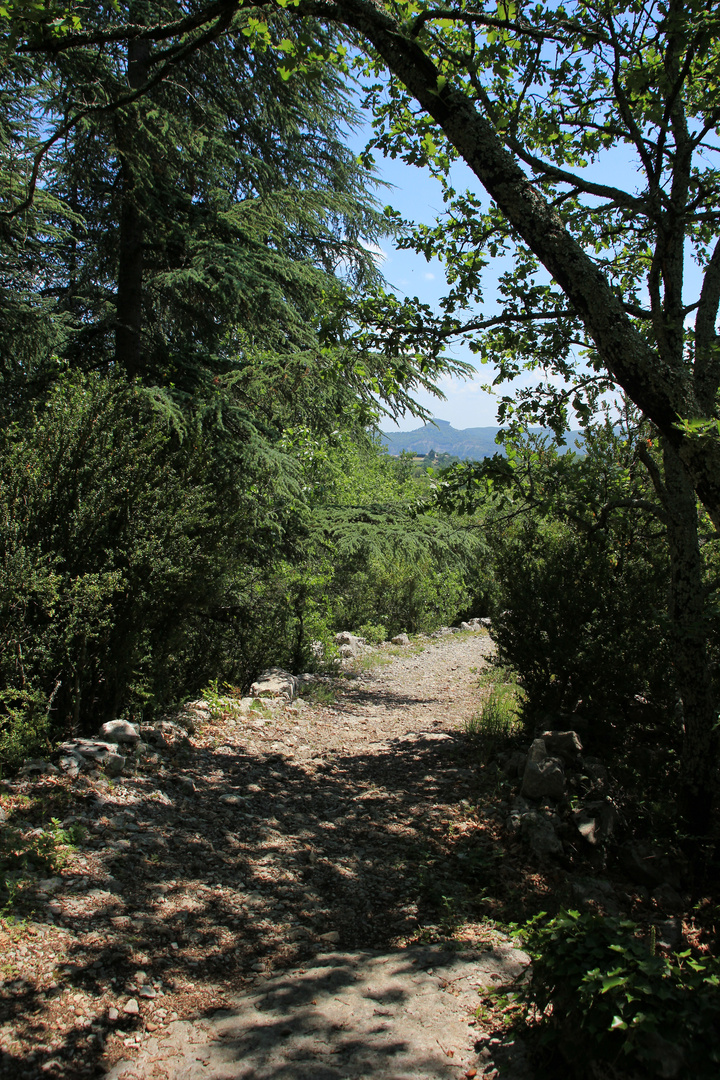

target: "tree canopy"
[10,0,720,521]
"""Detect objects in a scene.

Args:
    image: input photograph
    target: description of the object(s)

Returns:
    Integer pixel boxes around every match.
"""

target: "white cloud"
[360,240,387,267]
[424,272,435,280]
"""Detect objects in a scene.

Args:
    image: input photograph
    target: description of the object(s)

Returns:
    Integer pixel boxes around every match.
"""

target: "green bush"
[0,372,225,761]
[298,433,486,638]
[358,621,388,645]
[0,371,316,767]
[334,552,472,637]
[515,909,720,1078]
[490,515,672,719]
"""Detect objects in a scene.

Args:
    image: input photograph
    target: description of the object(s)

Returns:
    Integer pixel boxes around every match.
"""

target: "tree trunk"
[114,35,150,378]
[294,0,720,528]
[662,439,719,833]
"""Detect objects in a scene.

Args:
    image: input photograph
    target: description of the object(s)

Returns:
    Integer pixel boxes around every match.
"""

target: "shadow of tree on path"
[1,692,557,1078]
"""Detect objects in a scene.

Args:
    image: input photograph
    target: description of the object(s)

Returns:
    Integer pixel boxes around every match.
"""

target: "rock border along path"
[1,631,532,1080]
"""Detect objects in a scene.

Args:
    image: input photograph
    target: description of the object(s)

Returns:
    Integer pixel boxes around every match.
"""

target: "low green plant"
[0,816,82,913]
[299,681,337,706]
[465,674,525,759]
[439,893,463,936]
[0,690,52,777]
[201,679,243,720]
[358,622,388,645]
[514,909,720,1078]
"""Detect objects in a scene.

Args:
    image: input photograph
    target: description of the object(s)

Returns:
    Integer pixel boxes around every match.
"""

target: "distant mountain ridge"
[379,419,581,460]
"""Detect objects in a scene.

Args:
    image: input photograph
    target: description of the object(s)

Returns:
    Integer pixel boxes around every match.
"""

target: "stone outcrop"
[504,727,623,873]
[335,631,366,658]
[48,714,193,782]
[507,796,563,861]
[250,668,299,701]
[99,719,140,745]
[57,739,126,779]
[539,729,582,764]
[521,738,566,800]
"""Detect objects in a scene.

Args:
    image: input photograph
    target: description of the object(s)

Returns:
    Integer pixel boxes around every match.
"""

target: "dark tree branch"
[408,9,614,49]
[694,236,720,411]
[17,0,244,53]
[637,440,668,508]
[593,496,668,529]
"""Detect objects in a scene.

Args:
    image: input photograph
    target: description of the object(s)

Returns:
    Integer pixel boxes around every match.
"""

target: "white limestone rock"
[335,632,365,656]
[250,668,298,701]
[100,720,140,745]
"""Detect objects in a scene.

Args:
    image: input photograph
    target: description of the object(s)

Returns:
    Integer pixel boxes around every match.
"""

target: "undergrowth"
[465,666,525,759]
[0,817,84,914]
[510,909,720,1079]
[298,681,337,706]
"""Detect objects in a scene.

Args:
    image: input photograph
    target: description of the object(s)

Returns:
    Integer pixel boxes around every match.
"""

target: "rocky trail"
[0,630,543,1080]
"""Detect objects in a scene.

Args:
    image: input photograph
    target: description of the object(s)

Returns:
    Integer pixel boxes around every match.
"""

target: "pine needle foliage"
[0,4,477,767]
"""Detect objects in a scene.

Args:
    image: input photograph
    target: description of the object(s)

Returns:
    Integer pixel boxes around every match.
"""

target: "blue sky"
[343,106,647,436]
[347,124,504,432]
[344,98,574,433]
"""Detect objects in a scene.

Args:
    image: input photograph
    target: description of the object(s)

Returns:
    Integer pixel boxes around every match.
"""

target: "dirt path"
[1,631,533,1080]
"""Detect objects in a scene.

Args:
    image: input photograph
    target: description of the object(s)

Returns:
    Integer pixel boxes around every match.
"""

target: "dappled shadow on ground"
[162,946,529,1080]
[0,669,552,1078]
[333,684,439,711]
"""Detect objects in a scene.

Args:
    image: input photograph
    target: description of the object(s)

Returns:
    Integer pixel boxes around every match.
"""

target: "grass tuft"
[465,671,525,759]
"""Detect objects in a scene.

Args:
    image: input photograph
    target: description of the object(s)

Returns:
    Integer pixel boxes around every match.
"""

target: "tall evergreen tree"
[0,3,469,752]
[36,7,377,404]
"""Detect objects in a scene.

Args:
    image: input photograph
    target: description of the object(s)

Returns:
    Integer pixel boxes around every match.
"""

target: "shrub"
[0,370,306,766]
[515,909,720,1078]
[358,622,388,645]
[334,552,472,637]
[490,516,672,719]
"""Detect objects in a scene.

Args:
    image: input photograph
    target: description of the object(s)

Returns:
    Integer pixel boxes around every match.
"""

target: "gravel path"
[1,630,533,1080]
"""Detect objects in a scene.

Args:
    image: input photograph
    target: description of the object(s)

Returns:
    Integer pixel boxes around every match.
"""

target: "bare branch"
[448,309,576,336]
[606,9,659,191]
[503,132,647,214]
[637,440,668,508]
[409,8,614,49]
